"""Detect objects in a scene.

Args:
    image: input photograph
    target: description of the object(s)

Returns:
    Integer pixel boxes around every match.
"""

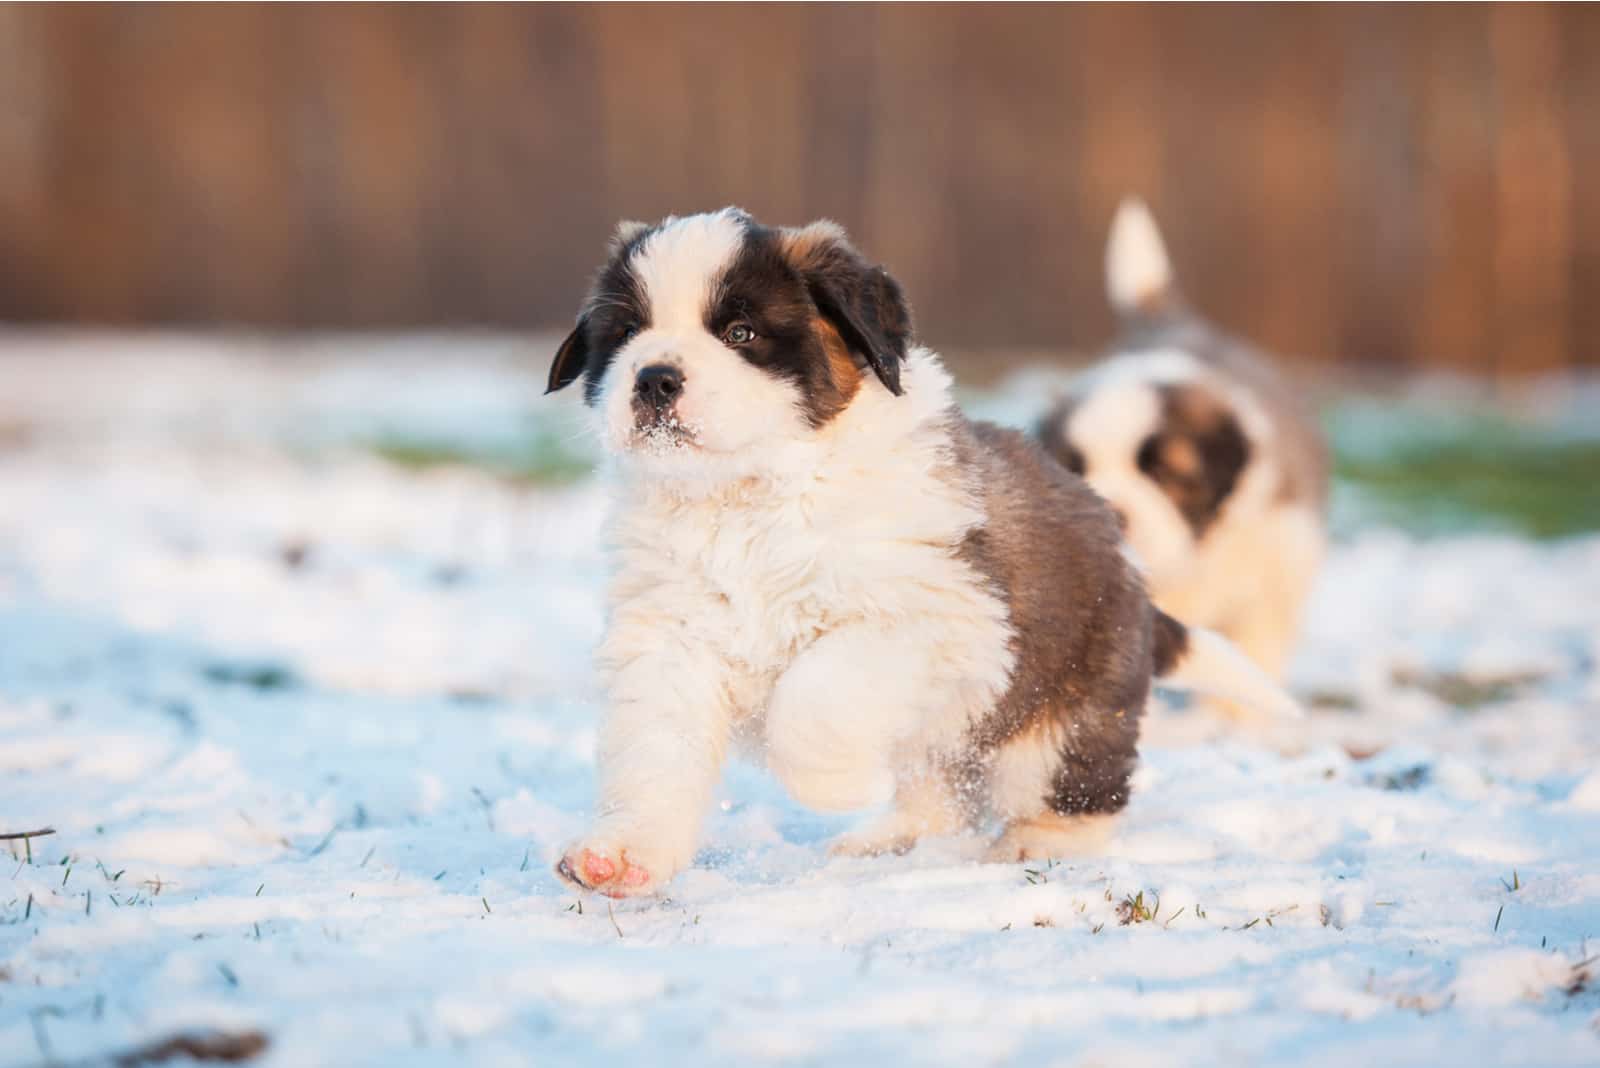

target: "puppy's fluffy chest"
[604,362,995,688]
[610,453,976,673]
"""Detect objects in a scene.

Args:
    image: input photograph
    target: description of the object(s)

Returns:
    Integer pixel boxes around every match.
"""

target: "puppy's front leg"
[557,620,737,898]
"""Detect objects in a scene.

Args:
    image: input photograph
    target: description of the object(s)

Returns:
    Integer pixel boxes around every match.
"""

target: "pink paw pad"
[580,850,615,885]
[556,845,653,896]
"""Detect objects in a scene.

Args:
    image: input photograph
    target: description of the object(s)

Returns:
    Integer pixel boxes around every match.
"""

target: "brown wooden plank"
[0,4,1593,373]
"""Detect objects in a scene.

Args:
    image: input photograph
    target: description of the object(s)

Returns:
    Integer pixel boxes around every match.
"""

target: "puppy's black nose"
[635,364,684,409]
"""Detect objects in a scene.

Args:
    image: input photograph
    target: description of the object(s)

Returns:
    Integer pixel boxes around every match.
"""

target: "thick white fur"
[1106,197,1173,314]
[986,718,1071,821]
[587,349,1014,890]
[571,216,1017,892]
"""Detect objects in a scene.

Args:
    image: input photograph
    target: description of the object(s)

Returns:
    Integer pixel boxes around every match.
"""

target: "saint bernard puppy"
[1037,199,1329,684]
[547,209,1298,898]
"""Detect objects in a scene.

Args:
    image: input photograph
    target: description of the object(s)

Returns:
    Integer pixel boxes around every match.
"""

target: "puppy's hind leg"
[989,812,1118,863]
[829,770,969,858]
[984,713,1135,863]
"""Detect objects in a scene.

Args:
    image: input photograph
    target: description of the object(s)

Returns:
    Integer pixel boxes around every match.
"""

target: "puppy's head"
[1039,370,1251,577]
[546,209,911,477]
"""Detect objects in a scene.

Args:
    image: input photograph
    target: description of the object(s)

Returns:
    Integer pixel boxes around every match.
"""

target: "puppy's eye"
[618,323,641,344]
[722,323,756,346]
[1136,437,1163,476]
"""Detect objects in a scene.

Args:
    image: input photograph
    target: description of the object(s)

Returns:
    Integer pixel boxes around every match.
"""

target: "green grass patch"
[1329,408,1600,539]
[367,426,595,486]
[1389,666,1548,710]
[202,661,300,692]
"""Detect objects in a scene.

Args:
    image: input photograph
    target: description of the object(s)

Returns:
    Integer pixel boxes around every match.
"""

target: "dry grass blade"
[1566,960,1592,997]
[0,829,55,841]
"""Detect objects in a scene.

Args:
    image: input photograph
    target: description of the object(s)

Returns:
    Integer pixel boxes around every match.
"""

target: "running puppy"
[1037,199,1328,684]
[548,209,1297,897]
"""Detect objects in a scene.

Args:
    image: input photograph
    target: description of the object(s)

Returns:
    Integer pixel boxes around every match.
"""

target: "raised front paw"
[554,840,657,899]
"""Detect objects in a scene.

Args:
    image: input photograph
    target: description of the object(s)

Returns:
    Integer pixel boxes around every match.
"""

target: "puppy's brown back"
[947,416,1154,812]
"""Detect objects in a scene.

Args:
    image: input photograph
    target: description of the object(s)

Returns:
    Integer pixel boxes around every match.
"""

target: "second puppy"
[1038,199,1328,683]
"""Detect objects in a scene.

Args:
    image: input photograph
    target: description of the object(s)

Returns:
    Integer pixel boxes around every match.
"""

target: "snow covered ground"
[2,335,1598,1066]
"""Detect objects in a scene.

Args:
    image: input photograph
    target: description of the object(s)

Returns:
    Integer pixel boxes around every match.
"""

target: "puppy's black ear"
[546,316,589,394]
[782,222,912,396]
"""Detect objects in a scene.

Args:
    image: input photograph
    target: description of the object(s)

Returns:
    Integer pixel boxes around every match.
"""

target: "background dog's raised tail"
[1152,611,1304,722]
[1105,196,1176,319]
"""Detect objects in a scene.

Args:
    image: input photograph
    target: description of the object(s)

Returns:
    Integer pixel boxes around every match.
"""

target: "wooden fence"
[0,3,1594,375]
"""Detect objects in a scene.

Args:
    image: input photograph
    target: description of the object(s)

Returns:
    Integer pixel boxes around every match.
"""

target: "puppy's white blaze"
[1066,376,1196,581]
[1106,196,1173,314]
[1160,627,1304,723]
[629,209,747,331]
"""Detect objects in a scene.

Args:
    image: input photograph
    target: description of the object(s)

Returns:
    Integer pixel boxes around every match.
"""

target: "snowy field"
[2,334,1598,1067]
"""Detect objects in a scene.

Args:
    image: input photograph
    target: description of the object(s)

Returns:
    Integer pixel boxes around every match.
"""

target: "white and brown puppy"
[547,209,1297,898]
[1037,199,1328,684]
